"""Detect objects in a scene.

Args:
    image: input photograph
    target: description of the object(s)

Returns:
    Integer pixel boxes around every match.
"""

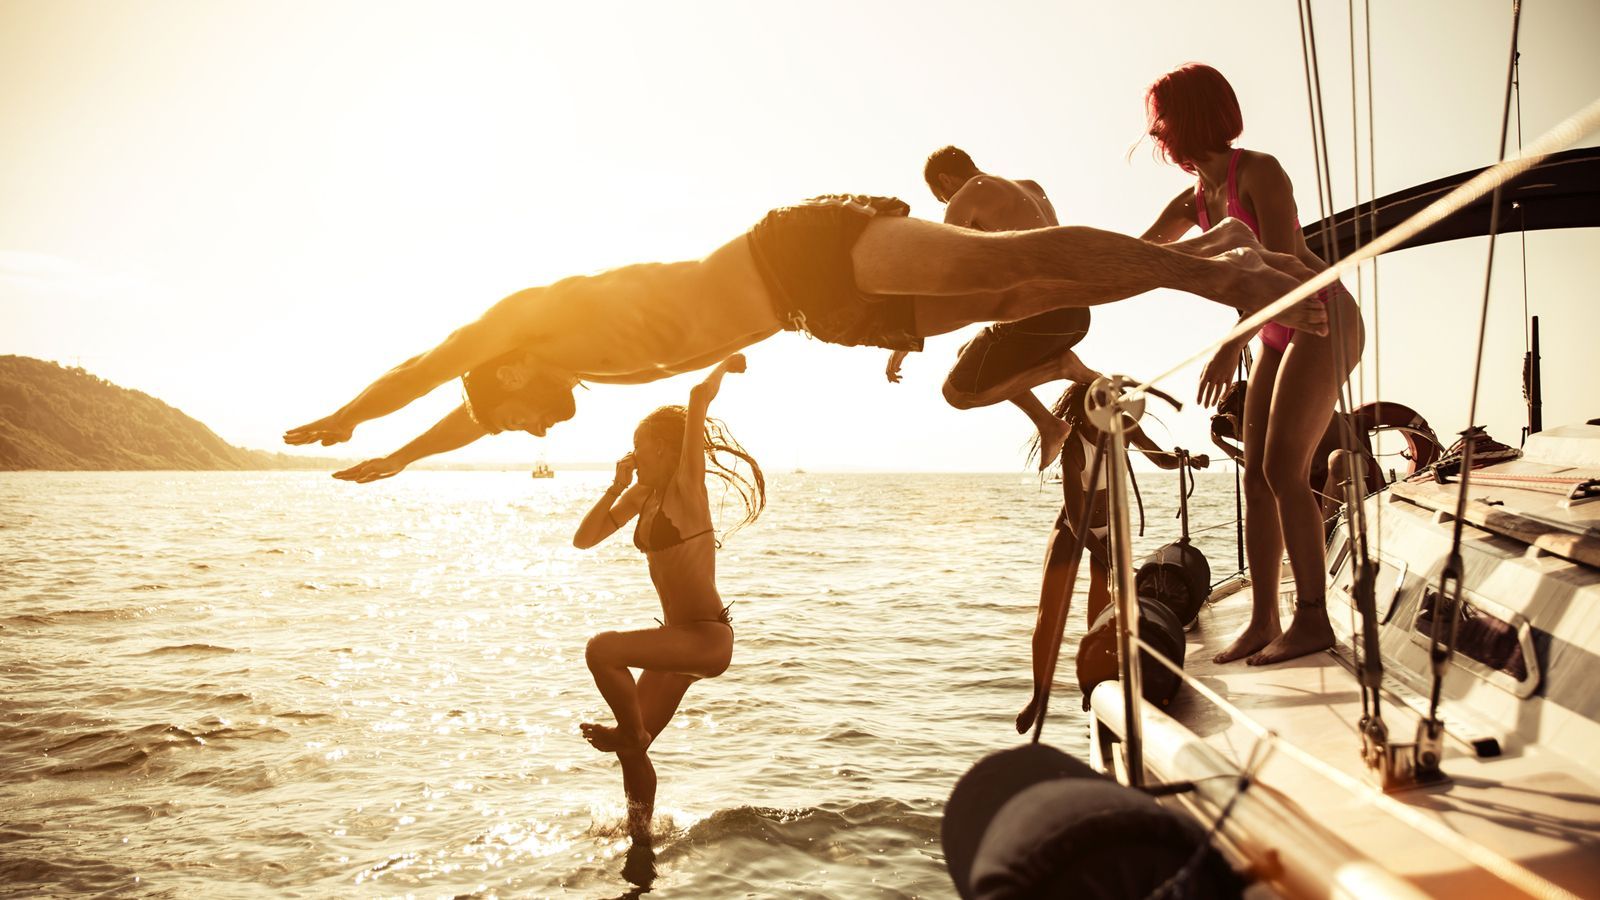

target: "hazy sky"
[4,0,1597,472]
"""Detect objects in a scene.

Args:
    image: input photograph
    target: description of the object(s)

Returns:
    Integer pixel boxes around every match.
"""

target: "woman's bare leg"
[1019,546,1108,735]
[1018,527,1081,734]
[614,670,697,842]
[1213,347,1287,663]
[582,623,732,750]
[1083,556,1111,626]
[1249,295,1364,665]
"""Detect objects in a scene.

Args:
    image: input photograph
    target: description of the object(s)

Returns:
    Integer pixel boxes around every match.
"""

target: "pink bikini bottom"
[1260,282,1349,352]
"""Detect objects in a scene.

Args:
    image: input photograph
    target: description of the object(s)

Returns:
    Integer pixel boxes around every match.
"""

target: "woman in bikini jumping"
[1139,63,1365,665]
[570,353,763,840]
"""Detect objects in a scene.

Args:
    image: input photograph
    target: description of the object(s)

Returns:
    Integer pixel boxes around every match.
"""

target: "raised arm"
[677,354,745,487]
[284,288,541,446]
[331,403,488,483]
[573,455,648,549]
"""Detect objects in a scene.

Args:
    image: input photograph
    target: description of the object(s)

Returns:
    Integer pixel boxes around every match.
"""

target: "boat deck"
[1164,583,1600,897]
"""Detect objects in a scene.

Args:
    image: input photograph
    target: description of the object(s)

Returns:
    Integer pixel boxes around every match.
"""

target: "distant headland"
[0,355,326,471]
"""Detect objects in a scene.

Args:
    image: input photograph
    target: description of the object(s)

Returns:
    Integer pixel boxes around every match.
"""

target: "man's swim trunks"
[746,195,924,352]
[946,307,1090,399]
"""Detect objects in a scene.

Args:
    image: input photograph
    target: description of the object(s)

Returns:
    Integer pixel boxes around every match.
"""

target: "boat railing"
[1094,631,1579,900]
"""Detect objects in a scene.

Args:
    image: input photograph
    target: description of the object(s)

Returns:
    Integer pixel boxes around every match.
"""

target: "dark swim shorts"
[946,307,1090,398]
[746,195,924,352]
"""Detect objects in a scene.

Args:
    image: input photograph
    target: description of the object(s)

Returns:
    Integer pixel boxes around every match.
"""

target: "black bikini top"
[634,493,712,554]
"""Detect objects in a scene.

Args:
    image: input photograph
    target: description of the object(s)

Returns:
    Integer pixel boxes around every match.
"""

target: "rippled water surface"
[0,470,1243,898]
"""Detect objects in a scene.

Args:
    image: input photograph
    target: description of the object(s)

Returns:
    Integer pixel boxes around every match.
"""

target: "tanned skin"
[1144,147,1363,666]
[286,198,1324,475]
[886,164,1103,470]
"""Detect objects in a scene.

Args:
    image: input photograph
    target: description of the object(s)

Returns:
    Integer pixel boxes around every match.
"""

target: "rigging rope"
[1363,0,1384,558]
[1425,0,1528,727]
[1297,0,1380,723]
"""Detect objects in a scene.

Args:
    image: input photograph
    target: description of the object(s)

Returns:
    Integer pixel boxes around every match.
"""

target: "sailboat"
[940,7,1600,897]
[530,460,555,479]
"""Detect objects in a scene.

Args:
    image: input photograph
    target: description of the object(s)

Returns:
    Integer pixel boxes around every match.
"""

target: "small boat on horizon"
[531,461,555,479]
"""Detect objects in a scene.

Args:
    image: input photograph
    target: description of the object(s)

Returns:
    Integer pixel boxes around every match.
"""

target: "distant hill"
[0,355,326,471]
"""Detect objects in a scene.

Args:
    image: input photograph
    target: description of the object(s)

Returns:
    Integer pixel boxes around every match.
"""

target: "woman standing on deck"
[1139,63,1365,665]
[571,353,764,840]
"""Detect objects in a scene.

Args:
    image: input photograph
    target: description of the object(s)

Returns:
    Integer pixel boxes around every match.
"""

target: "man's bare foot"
[1015,695,1040,734]
[580,721,652,752]
[1037,416,1070,472]
[1172,217,1260,257]
[1215,248,1329,336]
[1213,621,1282,664]
[1247,610,1335,665]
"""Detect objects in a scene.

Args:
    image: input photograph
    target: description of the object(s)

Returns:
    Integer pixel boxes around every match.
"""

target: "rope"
[1120,633,1579,900]
[1297,1,1380,724]
[1364,0,1384,561]
[1347,0,1367,408]
[1189,517,1244,538]
[1143,740,1274,900]
[1422,0,1528,724]
[1516,49,1530,357]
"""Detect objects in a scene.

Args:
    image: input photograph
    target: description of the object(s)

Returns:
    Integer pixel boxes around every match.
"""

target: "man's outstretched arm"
[331,403,489,483]
[284,290,536,446]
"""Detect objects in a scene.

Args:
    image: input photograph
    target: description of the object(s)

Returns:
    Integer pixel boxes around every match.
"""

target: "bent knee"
[942,379,980,409]
[701,629,734,678]
[1326,449,1354,477]
[585,631,619,668]
[1242,466,1274,499]
[704,650,732,679]
[1263,459,1310,498]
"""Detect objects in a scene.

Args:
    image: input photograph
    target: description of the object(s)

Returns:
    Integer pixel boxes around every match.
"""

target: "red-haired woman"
[1140,63,1364,665]
[571,353,764,839]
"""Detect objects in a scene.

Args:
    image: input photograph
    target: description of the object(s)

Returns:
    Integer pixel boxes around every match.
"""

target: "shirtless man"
[284,190,1322,480]
[886,147,1104,470]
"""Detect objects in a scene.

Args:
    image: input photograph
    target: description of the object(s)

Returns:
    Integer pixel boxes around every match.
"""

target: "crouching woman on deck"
[570,353,764,841]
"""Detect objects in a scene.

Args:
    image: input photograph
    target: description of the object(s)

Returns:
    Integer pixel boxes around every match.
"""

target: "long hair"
[1143,63,1243,174]
[638,405,766,538]
[1027,382,1095,470]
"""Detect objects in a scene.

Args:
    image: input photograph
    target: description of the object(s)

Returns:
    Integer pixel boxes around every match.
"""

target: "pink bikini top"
[1194,148,1262,235]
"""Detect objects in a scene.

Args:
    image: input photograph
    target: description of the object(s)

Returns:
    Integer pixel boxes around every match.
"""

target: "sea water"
[0,470,1245,898]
